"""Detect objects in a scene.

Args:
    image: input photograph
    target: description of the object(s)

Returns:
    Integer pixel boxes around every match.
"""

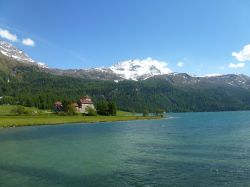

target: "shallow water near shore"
[1,111,250,186]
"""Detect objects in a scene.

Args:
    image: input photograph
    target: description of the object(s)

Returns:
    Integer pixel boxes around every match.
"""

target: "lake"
[1,111,250,186]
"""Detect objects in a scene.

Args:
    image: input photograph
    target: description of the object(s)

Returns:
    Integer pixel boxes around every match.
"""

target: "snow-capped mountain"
[0,41,172,80]
[0,40,47,68]
[55,57,173,81]
[1,40,250,88]
[109,57,172,80]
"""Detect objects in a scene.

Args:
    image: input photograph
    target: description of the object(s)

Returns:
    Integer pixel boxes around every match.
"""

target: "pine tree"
[96,100,109,115]
[108,101,117,116]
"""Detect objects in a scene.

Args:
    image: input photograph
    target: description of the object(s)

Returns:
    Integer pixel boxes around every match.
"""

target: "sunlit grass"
[0,105,162,127]
[116,110,133,116]
[0,105,49,116]
[0,115,161,127]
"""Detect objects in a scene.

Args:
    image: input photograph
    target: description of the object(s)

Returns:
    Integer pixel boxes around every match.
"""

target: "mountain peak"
[0,40,47,68]
[109,57,172,80]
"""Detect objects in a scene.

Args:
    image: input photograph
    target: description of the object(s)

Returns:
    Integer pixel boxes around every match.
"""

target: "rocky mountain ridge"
[1,40,250,89]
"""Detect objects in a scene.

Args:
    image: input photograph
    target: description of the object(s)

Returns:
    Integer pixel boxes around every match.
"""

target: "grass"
[0,105,49,116]
[116,110,133,116]
[0,115,162,128]
[0,105,162,128]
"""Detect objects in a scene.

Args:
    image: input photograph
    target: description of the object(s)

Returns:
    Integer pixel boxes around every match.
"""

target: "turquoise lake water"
[1,111,250,186]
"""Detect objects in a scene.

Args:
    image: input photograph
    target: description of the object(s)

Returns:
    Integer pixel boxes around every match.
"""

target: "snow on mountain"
[1,40,249,86]
[192,74,223,78]
[203,74,223,77]
[37,62,48,68]
[0,40,47,68]
[109,57,172,80]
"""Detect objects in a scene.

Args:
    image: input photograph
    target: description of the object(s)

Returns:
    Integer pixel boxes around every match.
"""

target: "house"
[54,101,63,112]
[78,95,95,113]
[54,95,95,114]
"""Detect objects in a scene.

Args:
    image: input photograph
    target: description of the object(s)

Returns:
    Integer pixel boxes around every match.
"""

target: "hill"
[1,52,250,112]
[1,40,250,112]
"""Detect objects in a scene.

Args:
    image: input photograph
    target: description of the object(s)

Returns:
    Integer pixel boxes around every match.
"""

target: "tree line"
[1,63,250,113]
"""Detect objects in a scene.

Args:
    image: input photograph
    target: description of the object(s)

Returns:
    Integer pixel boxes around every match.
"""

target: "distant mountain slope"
[1,40,250,112]
[1,39,250,85]
[48,68,123,81]
[0,40,47,68]
[156,73,250,89]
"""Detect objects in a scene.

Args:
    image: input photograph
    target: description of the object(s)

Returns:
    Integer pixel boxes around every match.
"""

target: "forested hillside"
[1,54,250,112]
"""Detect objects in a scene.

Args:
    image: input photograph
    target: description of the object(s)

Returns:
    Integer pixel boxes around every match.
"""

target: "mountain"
[1,40,250,112]
[0,40,173,81]
[48,68,122,81]
[156,73,250,89]
[0,40,47,68]
[1,39,248,84]
[48,58,173,81]
[108,58,172,80]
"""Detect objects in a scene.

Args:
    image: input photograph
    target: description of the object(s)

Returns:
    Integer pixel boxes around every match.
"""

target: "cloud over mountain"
[0,28,35,47]
[22,38,35,46]
[232,44,250,62]
[0,28,18,42]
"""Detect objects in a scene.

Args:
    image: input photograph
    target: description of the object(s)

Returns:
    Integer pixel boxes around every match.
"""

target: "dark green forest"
[1,54,250,112]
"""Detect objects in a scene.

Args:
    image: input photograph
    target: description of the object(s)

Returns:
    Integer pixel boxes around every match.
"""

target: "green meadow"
[0,105,49,115]
[0,105,161,128]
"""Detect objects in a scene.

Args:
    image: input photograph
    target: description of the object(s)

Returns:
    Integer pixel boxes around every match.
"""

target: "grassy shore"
[0,105,48,115]
[0,105,163,128]
[0,115,162,128]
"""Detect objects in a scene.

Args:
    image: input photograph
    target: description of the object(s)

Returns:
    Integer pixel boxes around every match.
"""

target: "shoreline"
[0,115,163,128]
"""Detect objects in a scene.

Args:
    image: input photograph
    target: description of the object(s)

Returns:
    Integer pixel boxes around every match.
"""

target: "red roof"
[80,96,93,104]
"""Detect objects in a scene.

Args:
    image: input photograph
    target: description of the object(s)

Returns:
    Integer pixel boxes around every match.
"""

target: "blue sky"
[1,0,250,75]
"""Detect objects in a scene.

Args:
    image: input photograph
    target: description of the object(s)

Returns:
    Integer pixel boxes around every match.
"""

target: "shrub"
[85,106,97,116]
[66,103,77,116]
[96,99,117,116]
[155,108,165,116]
[96,100,109,115]
[108,101,117,116]
[61,101,77,116]
[11,106,31,115]
[143,109,149,116]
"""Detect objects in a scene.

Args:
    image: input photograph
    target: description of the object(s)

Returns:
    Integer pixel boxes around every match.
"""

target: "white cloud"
[232,44,250,62]
[0,28,36,47]
[22,38,35,46]
[177,62,184,67]
[229,62,245,68]
[0,28,18,42]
